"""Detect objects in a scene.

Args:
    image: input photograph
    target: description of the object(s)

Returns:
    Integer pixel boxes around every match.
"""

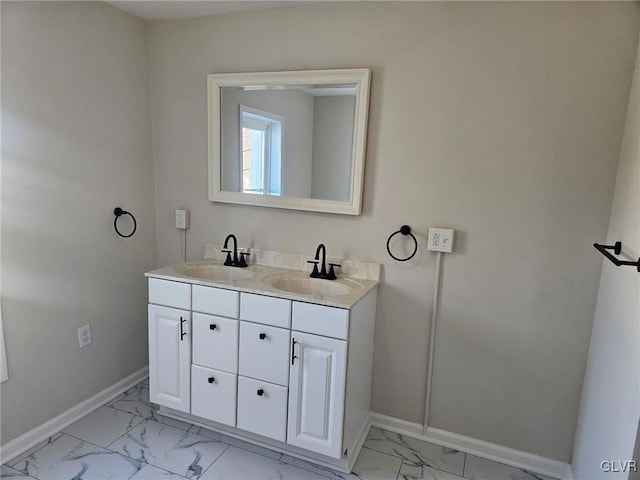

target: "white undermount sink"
[269,277,357,297]
[180,264,256,281]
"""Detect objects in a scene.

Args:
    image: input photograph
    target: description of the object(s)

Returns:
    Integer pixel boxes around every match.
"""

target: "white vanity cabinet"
[146,273,378,474]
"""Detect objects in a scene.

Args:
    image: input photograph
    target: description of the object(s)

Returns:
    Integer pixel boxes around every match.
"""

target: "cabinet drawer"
[239,322,290,386]
[240,293,291,328]
[191,365,237,427]
[237,376,287,442]
[148,278,191,310]
[292,302,350,340]
[192,285,239,318]
[192,313,238,374]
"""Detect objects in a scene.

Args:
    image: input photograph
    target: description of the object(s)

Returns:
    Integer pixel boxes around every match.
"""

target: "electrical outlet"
[428,228,454,253]
[175,209,190,229]
[78,324,92,348]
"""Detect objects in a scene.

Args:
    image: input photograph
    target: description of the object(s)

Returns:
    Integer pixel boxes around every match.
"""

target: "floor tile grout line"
[361,444,465,478]
[198,443,231,478]
[226,442,285,464]
[368,428,557,480]
[462,451,468,478]
[2,463,41,480]
[276,455,347,480]
[360,444,406,460]
[56,431,148,466]
[60,420,214,478]
[463,452,559,480]
[139,463,191,480]
[5,432,64,470]
[201,443,339,480]
[10,432,148,480]
[106,422,233,479]
[396,459,405,480]
[103,414,146,450]
[187,429,306,467]
[56,401,147,450]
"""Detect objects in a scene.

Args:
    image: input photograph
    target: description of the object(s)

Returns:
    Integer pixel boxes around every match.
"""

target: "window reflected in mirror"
[241,105,282,196]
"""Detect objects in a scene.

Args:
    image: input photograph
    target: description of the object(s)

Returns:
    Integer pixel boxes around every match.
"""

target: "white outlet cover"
[175,209,190,229]
[78,325,92,348]
[428,228,454,253]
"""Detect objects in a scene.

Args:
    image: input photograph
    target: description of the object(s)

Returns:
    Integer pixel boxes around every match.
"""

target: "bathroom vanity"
[145,244,379,473]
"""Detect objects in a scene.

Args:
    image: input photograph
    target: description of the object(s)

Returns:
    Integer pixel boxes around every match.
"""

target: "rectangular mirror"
[208,68,370,215]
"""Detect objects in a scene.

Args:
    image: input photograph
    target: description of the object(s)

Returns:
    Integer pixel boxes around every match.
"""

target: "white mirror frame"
[208,68,371,215]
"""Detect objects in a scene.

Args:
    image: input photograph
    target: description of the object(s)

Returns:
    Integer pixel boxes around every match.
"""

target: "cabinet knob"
[210,324,217,330]
[259,333,267,340]
[208,377,215,384]
[257,388,264,396]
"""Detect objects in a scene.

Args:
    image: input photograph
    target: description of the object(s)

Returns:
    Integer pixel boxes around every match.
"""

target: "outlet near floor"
[78,324,92,348]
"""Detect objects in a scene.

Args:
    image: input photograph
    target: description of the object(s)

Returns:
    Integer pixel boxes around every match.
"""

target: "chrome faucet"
[222,234,250,268]
[308,243,340,280]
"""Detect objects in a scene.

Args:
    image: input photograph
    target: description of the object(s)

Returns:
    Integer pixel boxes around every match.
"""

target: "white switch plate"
[175,209,190,229]
[428,228,454,253]
[78,324,92,348]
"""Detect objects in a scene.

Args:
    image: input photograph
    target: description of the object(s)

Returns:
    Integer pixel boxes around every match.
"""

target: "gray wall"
[147,2,639,461]
[1,2,156,443]
[571,33,640,479]
[311,96,355,201]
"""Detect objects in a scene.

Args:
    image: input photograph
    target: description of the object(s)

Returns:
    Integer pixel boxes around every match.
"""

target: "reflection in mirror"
[208,69,370,215]
[221,85,355,201]
[239,105,283,196]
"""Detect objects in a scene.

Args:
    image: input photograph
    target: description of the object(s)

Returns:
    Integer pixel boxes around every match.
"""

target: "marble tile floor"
[1,380,558,480]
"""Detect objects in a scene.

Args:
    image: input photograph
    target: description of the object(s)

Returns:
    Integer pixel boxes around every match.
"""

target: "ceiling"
[106,1,319,20]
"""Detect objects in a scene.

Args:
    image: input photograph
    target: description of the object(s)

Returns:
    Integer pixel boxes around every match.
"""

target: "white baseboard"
[564,464,575,480]
[347,413,372,472]
[0,366,148,464]
[370,412,570,480]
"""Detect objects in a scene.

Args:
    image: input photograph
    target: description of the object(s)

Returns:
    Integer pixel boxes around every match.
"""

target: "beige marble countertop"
[145,246,380,309]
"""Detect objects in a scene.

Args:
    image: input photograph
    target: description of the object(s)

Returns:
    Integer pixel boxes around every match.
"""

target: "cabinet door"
[148,304,191,413]
[287,331,347,459]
